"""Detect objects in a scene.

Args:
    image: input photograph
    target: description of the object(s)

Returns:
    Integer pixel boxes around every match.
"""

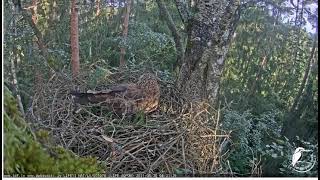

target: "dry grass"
[27,66,232,176]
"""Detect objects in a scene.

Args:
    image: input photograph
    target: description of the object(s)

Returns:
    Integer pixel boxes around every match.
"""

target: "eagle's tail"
[70,91,95,105]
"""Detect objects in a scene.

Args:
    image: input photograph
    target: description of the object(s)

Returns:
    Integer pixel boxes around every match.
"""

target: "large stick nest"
[27,66,230,176]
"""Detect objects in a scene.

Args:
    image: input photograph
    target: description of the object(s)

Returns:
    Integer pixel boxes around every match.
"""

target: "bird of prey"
[71,73,160,116]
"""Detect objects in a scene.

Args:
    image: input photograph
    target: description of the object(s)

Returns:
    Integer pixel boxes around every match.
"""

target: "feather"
[70,73,160,115]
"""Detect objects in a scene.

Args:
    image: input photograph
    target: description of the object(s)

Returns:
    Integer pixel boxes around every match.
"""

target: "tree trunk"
[176,0,240,106]
[11,4,25,117]
[31,0,37,24]
[281,66,317,141]
[21,9,50,61]
[119,0,132,68]
[71,0,80,78]
[290,25,317,114]
[10,54,25,118]
[281,25,318,140]
[95,0,101,16]
[156,0,184,69]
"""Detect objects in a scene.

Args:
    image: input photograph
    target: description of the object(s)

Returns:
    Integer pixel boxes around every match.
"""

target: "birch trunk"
[11,4,25,117]
[176,0,240,106]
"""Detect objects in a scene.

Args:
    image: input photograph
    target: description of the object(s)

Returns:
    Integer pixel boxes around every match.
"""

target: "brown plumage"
[71,73,160,115]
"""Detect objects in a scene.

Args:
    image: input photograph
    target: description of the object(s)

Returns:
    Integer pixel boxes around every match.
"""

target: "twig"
[181,136,187,172]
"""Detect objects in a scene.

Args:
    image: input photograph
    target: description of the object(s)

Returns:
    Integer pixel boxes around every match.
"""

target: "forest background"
[3,0,318,177]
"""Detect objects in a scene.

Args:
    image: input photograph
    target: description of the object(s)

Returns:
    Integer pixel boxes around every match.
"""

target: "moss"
[4,86,105,176]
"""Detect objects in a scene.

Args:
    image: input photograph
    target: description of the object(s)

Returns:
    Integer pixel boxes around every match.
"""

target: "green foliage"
[4,87,104,176]
[126,22,176,70]
[221,108,317,176]
[219,5,318,176]
[220,109,267,175]
[88,65,112,88]
[221,7,315,114]
[3,0,181,106]
[3,0,318,177]
[221,110,252,145]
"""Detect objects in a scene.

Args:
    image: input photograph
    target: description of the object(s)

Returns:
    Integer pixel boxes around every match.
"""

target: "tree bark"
[31,0,37,24]
[10,54,25,118]
[11,4,25,117]
[176,0,240,106]
[95,0,101,16]
[156,0,184,69]
[21,10,49,60]
[119,0,132,68]
[71,0,80,78]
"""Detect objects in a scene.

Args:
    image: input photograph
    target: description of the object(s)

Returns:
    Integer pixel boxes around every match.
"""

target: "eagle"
[71,73,160,116]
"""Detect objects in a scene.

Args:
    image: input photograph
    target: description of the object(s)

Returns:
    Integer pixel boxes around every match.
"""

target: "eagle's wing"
[87,84,127,94]
[71,85,125,103]
[71,84,146,111]
[71,82,158,114]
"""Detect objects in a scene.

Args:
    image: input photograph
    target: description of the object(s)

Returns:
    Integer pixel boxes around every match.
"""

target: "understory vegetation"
[4,86,104,176]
